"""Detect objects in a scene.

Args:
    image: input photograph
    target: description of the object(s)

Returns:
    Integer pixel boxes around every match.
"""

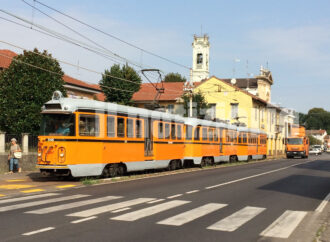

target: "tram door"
[144,118,153,157]
[219,128,224,153]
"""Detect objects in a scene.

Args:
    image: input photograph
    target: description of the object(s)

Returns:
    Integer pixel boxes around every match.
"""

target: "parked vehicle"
[309,147,322,155]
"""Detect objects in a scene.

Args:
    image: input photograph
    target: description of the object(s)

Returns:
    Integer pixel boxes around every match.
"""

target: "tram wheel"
[168,160,177,171]
[108,164,118,177]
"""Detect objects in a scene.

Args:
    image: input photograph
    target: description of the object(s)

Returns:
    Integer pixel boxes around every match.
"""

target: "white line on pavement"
[167,194,183,199]
[25,196,122,214]
[205,161,313,190]
[158,203,227,226]
[315,193,330,213]
[147,199,165,204]
[111,200,190,222]
[0,193,59,205]
[67,198,155,218]
[207,206,265,232]
[0,194,89,212]
[111,207,131,213]
[260,210,307,238]
[22,227,55,236]
[186,190,199,194]
[71,216,97,224]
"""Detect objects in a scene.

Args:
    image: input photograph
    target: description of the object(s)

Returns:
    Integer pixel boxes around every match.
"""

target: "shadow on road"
[259,174,330,200]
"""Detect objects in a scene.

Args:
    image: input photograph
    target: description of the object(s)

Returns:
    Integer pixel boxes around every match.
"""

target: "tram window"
[127,119,134,138]
[202,127,208,141]
[194,127,200,141]
[79,115,99,137]
[165,123,170,139]
[158,122,164,139]
[177,125,182,140]
[117,117,125,137]
[107,116,115,137]
[208,128,213,141]
[226,132,230,142]
[186,125,192,140]
[243,133,247,143]
[171,124,176,139]
[135,120,142,138]
[214,128,218,142]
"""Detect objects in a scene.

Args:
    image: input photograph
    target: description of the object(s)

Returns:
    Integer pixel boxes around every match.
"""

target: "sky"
[0,0,329,113]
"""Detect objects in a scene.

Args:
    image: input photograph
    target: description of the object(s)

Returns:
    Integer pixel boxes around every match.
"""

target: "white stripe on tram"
[0,194,89,212]
[67,198,155,218]
[207,206,265,232]
[25,196,122,214]
[157,203,227,226]
[111,200,190,222]
[260,210,307,238]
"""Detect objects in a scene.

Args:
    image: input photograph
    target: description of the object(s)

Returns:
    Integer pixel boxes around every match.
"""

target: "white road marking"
[186,190,199,194]
[205,161,312,190]
[207,206,265,232]
[111,207,131,213]
[25,196,121,214]
[111,200,190,222]
[71,216,97,224]
[0,193,59,205]
[147,199,165,204]
[260,210,307,238]
[0,194,89,212]
[315,193,330,213]
[22,227,55,236]
[167,194,183,199]
[157,203,227,226]
[67,198,155,217]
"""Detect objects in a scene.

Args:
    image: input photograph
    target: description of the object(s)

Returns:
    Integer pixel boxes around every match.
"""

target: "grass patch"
[81,177,100,185]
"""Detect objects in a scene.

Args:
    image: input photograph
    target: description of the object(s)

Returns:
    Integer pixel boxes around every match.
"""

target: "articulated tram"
[36,91,267,177]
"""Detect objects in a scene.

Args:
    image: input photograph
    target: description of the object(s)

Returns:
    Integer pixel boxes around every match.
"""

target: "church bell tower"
[191,34,210,83]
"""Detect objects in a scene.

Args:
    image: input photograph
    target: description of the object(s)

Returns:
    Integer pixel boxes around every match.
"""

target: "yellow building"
[193,76,290,157]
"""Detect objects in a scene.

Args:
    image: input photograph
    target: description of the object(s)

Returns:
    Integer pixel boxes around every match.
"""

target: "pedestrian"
[7,138,22,174]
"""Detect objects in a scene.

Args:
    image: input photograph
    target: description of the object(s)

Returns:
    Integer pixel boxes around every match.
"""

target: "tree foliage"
[99,64,142,105]
[0,48,66,135]
[182,91,209,118]
[299,108,330,134]
[308,135,322,146]
[164,72,187,82]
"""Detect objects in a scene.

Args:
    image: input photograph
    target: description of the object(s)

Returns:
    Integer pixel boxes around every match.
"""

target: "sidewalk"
[0,171,80,197]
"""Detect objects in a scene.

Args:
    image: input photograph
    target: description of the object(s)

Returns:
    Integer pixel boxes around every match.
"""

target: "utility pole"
[184,69,194,117]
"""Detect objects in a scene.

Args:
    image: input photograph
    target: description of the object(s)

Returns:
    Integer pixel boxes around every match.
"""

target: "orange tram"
[37,91,267,177]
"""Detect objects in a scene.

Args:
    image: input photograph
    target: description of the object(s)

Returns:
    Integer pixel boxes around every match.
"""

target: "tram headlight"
[58,147,66,163]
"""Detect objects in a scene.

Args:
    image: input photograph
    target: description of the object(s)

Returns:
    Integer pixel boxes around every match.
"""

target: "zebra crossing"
[0,192,309,239]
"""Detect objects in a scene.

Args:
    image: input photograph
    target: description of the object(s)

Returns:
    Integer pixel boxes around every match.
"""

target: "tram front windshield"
[40,114,75,136]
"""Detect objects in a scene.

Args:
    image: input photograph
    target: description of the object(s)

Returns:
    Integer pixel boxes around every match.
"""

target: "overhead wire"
[0,9,160,80]
[0,51,163,95]
[33,0,191,70]
[21,0,160,78]
[0,40,142,86]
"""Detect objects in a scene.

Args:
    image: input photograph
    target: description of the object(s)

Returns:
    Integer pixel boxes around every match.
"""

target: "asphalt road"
[1,154,329,242]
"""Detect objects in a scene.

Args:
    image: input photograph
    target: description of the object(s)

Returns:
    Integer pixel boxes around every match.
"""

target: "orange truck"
[286,126,309,158]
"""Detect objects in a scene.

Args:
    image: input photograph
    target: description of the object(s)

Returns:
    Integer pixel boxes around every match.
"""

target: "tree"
[0,48,66,135]
[99,64,142,105]
[164,72,187,82]
[308,135,322,146]
[182,91,209,118]
[301,108,330,134]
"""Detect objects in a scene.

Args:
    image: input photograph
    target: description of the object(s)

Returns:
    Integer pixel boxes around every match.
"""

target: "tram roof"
[42,95,184,122]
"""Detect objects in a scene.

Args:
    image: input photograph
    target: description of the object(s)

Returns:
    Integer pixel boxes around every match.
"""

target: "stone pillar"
[22,133,29,154]
[0,132,5,153]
